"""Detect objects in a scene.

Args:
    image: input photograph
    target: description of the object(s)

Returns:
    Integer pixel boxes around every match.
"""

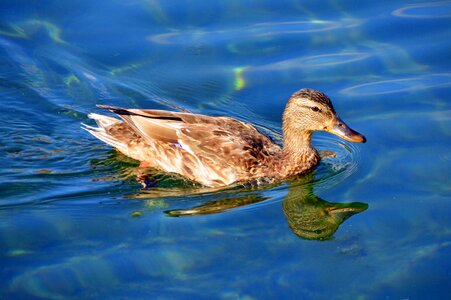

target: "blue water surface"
[1,0,450,299]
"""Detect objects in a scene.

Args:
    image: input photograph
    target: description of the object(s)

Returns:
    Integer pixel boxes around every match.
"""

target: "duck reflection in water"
[280,178,368,240]
[138,172,368,241]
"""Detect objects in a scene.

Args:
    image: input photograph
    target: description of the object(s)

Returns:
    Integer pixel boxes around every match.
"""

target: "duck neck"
[281,130,319,175]
[283,130,316,157]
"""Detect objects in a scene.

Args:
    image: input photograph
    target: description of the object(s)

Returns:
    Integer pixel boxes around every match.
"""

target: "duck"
[82,88,366,187]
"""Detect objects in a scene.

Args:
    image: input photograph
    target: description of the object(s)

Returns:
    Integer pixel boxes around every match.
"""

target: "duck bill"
[327,202,369,222]
[329,117,366,143]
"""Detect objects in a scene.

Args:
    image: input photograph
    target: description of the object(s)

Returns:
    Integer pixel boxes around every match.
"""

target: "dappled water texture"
[1,0,450,299]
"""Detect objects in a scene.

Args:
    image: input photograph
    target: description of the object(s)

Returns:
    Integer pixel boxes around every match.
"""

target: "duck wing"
[98,105,281,185]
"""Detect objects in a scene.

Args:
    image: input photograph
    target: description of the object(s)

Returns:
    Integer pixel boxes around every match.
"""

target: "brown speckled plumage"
[83,88,366,187]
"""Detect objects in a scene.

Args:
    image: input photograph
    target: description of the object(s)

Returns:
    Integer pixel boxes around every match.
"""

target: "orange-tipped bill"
[329,117,366,143]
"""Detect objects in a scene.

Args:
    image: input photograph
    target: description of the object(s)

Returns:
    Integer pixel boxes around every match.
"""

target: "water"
[1,0,450,298]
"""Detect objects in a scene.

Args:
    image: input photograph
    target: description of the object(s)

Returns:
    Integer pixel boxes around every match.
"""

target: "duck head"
[283,88,366,143]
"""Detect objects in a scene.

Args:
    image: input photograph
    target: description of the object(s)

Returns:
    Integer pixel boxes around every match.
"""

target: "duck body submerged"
[83,89,366,187]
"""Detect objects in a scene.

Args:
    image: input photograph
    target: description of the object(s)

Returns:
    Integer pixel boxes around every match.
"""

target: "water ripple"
[341,73,451,96]
[147,18,361,46]
[254,52,371,71]
[392,1,451,19]
[251,20,342,34]
[313,133,362,192]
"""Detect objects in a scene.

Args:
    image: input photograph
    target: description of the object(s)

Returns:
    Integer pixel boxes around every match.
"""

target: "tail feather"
[82,113,127,151]
[87,113,121,128]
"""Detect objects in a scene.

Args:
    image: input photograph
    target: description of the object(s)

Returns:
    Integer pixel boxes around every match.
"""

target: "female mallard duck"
[83,89,365,187]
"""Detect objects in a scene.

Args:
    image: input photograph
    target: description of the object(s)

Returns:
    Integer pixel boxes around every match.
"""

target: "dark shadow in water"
[91,151,368,241]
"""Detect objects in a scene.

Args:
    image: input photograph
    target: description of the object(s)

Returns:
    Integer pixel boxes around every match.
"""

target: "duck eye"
[311,106,321,112]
